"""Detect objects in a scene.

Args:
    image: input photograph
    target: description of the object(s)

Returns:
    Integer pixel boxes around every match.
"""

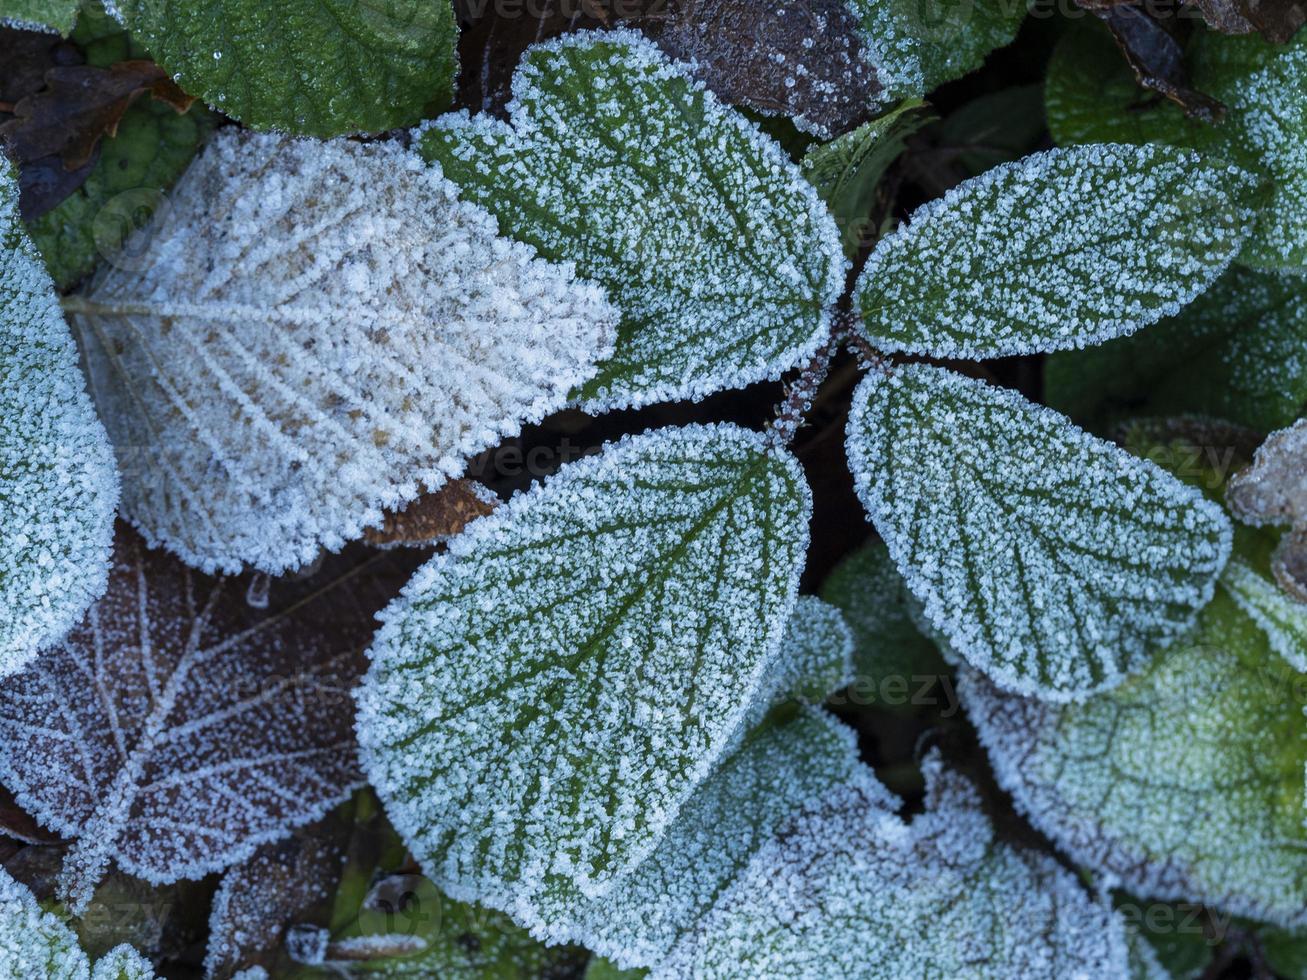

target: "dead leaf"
[205,823,344,979]
[1,60,193,175]
[0,523,421,914]
[1097,5,1225,122]
[0,787,61,846]
[454,0,877,137]
[362,479,498,549]
[1189,0,1307,43]
[1227,418,1307,528]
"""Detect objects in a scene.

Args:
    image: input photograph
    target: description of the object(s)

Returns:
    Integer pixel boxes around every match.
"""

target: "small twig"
[843,323,889,373]
[766,329,839,451]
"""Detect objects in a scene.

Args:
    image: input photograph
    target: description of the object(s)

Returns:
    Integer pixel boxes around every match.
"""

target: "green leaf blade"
[418,30,846,412]
[356,423,811,920]
[845,363,1231,700]
[113,0,457,137]
[0,0,77,32]
[854,143,1258,359]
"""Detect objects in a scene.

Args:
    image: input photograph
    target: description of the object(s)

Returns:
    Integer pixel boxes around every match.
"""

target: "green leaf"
[742,596,854,726]
[819,538,948,692]
[657,751,1128,977]
[356,423,811,919]
[800,100,929,257]
[24,0,216,289]
[854,143,1258,358]
[1,158,117,677]
[1045,20,1307,270]
[844,0,1025,98]
[534,708,871,968]
[1261,925,1307,979]
[0,865,154,977]
[845,363,1232,700]
[928,84,1048,177]
[963,576,1307,927]
[0,0,77,33]
[1045,266,1307,434]
[112,0,457,137]
[418,30,846,412]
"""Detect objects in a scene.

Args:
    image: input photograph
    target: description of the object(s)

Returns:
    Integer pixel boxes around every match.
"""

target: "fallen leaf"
[1098,5,1225,122]
[1227,418,1307,601]
[1190,0,1307,43]
[1,60,193,172]
[0,523,421,914]
[362,480,498,549]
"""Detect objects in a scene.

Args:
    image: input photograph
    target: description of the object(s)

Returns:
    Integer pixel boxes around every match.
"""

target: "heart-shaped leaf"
[845,363,1231,700]
[66,128,616,574]
[854,143,1258,358]
[356,423,811,917]
[419,30,846,412]
[108,0,457,137]
[1,156,117,677]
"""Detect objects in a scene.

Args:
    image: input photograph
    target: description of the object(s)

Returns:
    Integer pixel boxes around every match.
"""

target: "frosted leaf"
[361,481,498,551]
[744,596,854,729]
[819,538,947,685]
[846,363,1232,700]
[356,423,811,917]
[109,0,457,137]
[656,752,1128,978]
[0,0,77,32]
[1227,418,1307,529]
[0,865,155,978]
[66,128,616,575]
[1,157,118,677]
[1046,266,1307,433]
[0,525,418,913]
[854,143,1258,358]
[205,830,341,978]
[842,0,1024,98]
[1222,556,1307,670]
[418,30,846,412]
[532,707,873,968]
[962,580,1307,927]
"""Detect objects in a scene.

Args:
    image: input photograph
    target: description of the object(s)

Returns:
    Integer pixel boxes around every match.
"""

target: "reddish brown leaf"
[362,479,499,549]
[1190,0,1307,42]
[0,60,194,176]
[0,786,61,846]
[0,523,420,913]
[1227,418,1307,528]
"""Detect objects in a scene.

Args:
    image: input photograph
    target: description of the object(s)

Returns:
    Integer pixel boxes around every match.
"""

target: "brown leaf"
[363,479,498,549]
[0,523,420,913]
[454,0,877,137]
[0,60,194,176]
[205,823,344,978]
[1272,528,1307,601]
[1226,417,1307,528]
[1189,0,1307,43]
[1097,5,1225,122]
[0,786,61,846]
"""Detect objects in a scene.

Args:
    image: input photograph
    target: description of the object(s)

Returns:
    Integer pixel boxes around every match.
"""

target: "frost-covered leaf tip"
[855,143,1258,358]
[0,0,78,33]
[1,157,117,678]
[418,29,846,412]
[846,363,1232,700]
[66,128,616,575]
[356,423,811,920]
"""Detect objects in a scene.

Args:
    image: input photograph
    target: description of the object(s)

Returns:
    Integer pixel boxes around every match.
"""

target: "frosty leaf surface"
[67,128,616,575]
[356,424,811,916]
[843,0,1025,98]
[819,538,948,687]
[1221,555,1307,670]
[109,0,457,137]
[845,363,1232,700]
[1045,266,1307,433]
[0,525,418,913]
[533,708,872,969]
[0,0,76,32]
[656,753,1128,978]
[418,30,845,412]
[853,143,1257,358]
[1046,23,1307,270]
[0,865,155,978]
[744,596,854,727]
[1226,418,1307,528]
[1,157,118,677]
[962,578,1307,926]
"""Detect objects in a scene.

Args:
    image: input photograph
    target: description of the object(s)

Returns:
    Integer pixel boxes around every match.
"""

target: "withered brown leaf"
[1227,418,1307,600]
[0,524,419,914]
[362,479,498,549]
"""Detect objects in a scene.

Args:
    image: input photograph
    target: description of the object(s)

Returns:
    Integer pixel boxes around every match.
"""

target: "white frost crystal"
[962,581,1307,927]
[418,30,846,412]
[846,363,1231,701]
[356,424,811,921]
[0,865,155,978]
[855,143,1256,358]
[656,752,1128,978]
[66,128,616,574]
[1,159,118,677]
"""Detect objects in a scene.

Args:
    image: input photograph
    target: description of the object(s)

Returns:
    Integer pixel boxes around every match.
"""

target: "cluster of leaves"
[2,0,1307,976]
